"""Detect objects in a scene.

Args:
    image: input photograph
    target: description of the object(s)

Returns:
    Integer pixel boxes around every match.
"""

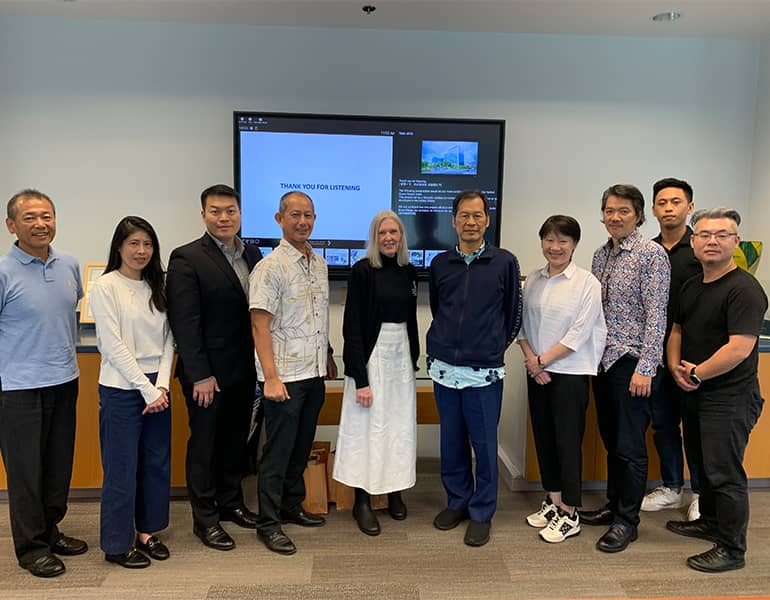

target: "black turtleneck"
[342,254,420,388]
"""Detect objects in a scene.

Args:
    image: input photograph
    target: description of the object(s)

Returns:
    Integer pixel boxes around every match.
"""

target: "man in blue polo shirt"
[0,189,87,578]
[427,190,522,547]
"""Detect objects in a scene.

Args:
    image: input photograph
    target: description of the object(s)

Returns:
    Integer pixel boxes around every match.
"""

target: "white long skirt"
[333,322,417,494]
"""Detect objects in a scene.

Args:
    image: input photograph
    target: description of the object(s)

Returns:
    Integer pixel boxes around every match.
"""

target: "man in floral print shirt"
[581,184,670,553]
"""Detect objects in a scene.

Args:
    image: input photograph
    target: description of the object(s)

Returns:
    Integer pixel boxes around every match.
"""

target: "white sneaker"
[687,494,700,521]
[526,497,557,528]
[641,486,684,511]
[539,509,581,543]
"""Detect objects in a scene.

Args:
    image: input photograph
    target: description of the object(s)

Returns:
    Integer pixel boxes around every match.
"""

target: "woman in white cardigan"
[90,216,174,569]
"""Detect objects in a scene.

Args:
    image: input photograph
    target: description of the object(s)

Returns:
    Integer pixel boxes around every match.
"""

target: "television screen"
[234,112,505,279]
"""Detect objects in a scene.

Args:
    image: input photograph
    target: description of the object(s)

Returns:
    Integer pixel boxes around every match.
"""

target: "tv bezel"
[233,110,505,280]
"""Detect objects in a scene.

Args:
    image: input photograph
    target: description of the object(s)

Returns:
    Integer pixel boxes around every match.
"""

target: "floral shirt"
[591,229,670,376]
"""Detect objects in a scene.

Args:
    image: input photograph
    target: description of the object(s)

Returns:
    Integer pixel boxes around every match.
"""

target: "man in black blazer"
[167,184,262,551]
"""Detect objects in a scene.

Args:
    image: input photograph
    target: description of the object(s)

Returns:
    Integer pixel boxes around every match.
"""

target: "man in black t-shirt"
[665,208,767,573]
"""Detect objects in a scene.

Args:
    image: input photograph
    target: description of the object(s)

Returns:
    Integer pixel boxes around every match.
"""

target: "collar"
[536,261,576,280]
[455,240,487,261]
[10,242,56,265]
[653,226,693,250]
[604,228,642,253]
[278,238,315,262]
[206,231,244,257]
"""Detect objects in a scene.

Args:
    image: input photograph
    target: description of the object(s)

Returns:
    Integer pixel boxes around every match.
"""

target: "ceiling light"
[362,5,376,14]
[652,11,682,22]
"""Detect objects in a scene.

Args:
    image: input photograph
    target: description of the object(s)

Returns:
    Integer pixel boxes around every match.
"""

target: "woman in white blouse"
[518,215,606,544]
[90,216,174,568]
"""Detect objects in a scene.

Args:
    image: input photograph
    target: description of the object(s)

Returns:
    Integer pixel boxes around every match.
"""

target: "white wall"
[0,16,762,478]
[749,37,770,285]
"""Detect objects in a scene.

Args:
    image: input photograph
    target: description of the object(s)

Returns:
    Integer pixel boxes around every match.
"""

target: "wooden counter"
[0,354,438,491]
[525,353,770,481]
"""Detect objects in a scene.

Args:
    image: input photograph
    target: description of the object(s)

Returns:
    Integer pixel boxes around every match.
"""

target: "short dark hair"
[452,190,488,217]
[104,216,167,313]
[7,189,55,219]
[538,215,581,243]
[601,184,645,227]
[652,178,693,204]
[200,184,240,210]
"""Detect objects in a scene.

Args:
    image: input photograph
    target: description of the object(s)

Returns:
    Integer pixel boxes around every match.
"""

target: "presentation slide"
[240,131,393,241]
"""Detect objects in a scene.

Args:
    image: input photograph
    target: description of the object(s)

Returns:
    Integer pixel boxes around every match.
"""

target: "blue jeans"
[434,380,503,523]
[99,375,171,554]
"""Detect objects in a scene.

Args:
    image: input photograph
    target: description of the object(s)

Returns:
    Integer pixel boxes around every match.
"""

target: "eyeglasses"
[693,231,738,242]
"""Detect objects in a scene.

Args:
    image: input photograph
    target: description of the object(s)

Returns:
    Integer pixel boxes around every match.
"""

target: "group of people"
[0,180,765,579]
[519,180,766,575]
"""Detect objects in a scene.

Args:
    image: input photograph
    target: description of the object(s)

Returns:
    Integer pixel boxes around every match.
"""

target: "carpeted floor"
[1,461,769,599]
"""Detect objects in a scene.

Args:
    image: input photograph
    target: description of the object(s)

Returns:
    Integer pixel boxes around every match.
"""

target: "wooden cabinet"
[525,353,770,481]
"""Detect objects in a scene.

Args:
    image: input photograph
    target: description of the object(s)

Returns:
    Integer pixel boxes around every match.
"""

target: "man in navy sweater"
[427,190,522,547]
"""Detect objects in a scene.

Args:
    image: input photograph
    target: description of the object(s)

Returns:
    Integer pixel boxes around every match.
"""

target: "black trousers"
[183,377,258,528]
[256,377,325,535]
[527,372,589,507]
[685,385,763,554]
[0,379,78,566]
[594,355,660,527]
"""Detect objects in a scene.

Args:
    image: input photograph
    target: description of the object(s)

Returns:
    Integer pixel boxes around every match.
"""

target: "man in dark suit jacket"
[167,184,262,551]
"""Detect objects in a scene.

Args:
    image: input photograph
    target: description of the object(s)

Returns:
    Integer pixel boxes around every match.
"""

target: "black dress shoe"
[596,523,638,553]
[687,544,745,573]
[387,491,407,520]
[136,535,170,560]
[280,509,326,527]
[353,502,381,536]
[258,530,297,555]
[666,518,720,543]
[433,508,469,531]
[193,523,235,551]
[580,505,613,526]
[51,534,88,556]
[464,520,491,547]
[105,547,151,569]
[24,553,65,578]
[220,506,258,529]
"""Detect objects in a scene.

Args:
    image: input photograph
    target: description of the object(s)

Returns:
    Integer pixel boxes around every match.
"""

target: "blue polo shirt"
[0,244,82,391]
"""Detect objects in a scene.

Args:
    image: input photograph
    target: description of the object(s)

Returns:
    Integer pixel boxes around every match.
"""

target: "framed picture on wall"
[79,262,107,324]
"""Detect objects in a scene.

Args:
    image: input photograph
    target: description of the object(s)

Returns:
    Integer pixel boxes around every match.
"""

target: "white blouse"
[90,270,174,404]
[518,262,607,376]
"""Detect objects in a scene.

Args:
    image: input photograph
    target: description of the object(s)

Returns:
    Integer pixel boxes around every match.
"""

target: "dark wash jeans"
[594,355,661,528]
[685,385,763,554]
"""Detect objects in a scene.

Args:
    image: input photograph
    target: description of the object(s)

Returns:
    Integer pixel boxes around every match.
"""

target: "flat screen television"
[234,111,505,279]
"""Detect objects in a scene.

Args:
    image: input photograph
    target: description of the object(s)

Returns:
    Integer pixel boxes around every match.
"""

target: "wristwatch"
[689,366,702,386]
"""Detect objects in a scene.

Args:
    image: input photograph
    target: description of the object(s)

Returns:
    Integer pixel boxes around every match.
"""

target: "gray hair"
[7,189,55,219]
[278,190,314,215]
[690,207,741,229]
[364,210,410,268]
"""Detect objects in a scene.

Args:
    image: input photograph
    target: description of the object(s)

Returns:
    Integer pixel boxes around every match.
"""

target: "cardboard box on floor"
[325,449,388,511]
[301,441,330,515]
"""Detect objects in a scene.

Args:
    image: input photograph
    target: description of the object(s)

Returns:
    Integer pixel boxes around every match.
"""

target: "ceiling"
[2,0,770,38]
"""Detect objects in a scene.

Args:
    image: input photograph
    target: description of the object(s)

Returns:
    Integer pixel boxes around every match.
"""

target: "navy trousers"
[0,379,78,566]
[99,376,171,555]
[434,380,503,523]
